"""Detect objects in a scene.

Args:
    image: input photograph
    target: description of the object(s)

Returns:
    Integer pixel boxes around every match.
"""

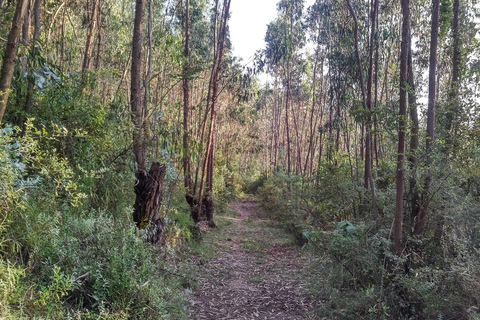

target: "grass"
[248,275,263,284]
[240,238,267,252]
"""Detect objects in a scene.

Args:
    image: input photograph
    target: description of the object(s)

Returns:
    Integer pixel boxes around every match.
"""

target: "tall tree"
[446,0,461,142]
[414,0,440,236]
[82,0,100,71]
[183,0,194,211]
[24,0,41,118]
[345,0,378,218]
[197,0,232,227]
[395,0,410,255]
[408,30,420,232]
[131,0,166,243]
[0,0,29,123]
[264,0,305,175]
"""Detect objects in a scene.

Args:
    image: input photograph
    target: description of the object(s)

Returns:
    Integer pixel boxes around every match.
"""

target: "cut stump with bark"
[133,162,166,244]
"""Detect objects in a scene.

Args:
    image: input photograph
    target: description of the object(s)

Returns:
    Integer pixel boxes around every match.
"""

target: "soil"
[189,199,318,320]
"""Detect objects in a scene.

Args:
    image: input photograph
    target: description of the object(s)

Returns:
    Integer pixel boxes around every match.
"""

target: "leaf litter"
[189,199,321,319]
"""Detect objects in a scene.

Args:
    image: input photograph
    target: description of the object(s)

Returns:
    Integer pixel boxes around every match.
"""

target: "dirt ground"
[189,199,319,320]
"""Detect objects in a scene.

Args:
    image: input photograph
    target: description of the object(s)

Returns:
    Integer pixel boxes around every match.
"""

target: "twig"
[75,271,90,282]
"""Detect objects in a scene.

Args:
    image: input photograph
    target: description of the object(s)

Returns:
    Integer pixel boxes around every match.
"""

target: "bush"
[0,123,189,319]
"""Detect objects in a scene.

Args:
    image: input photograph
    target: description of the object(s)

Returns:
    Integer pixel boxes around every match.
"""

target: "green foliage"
[34,266,75,315]
[242,173,267,194]
[0,119,187,319]
[0,258,24,316]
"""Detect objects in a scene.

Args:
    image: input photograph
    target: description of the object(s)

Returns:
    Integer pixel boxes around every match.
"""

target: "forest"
[0,0,480,318]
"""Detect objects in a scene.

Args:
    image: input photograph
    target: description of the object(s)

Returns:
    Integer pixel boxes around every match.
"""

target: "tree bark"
[395,0,410,255]
[0,0,29,123]
[183,0,194,211]
[82,0,99,71]
[24,0,41,118]
[131,0,146,171]
[346,0,378,219]
[202,0,231,227]
[446,0,460,137]
[414,0,440,236]
[94,0,103,70]
[408,30,420,232]
[133,163,166,244]
[130,0,165,242]
[194,0,231,226]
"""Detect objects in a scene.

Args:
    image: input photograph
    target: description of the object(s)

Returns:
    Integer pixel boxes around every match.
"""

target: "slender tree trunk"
[21,0,30,45]
[434,0,461,243]
[414,0,440,236]
[183,0,195,211]
[0,0,29,123]
[373,11,380,167]
[82,0,99,71]
[395,0,410,255]
[130,0,164,243]
[285,64,292,175]
[304,49,319,175]
[196,0,231,226]
[446,0,460,138]
[346,0,378,219]
[131,0,146,172]
[408,30,420,232]
[22,0,35,124]
[94,0,102,70]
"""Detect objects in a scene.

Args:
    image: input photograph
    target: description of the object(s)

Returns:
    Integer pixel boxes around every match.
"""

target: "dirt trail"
[189,199,317,320]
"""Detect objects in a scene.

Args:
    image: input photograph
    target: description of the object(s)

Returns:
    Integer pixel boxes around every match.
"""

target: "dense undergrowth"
[0,72,220,318]
[0,123,197,319]
[251,160,480,319]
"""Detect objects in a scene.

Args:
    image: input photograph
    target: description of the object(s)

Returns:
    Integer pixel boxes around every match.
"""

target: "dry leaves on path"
[189,199,319,320]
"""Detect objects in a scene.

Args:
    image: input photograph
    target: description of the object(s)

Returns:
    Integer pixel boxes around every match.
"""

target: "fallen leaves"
[189,199,320,320]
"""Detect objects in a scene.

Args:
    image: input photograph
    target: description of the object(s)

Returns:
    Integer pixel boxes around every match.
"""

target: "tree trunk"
[395,0,410,255]
[133,163,166,244]
[202,0,231,227]
[21,0,30,45]
[446,0,460,140]
[434,0,461,244]
[130,0,164,242]
[183,0,194,210]
[0,0,29,123]
[94,0,103,70]
[82,0,99,71]
[24,0,40,118]
[408,29,420,232]
[131,0,146,171]
[414,0,440,236]
[346,0,378,219]
[195,0,231,226]
[285,65,292,175]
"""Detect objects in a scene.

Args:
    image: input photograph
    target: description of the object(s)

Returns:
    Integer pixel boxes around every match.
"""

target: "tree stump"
[133,162,166,244]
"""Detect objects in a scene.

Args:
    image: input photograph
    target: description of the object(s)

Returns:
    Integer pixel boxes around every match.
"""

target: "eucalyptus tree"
[131,0,166,243]
[195,0,232,226]
[304,0,329,177]
[414,0,440,237]
[345,0,378,218]
[264,0,305,175]
[175,0,233,226]
[82,0,100,71]
[23,0,41,118]
[395,0,410,255]
[0,0,29,123]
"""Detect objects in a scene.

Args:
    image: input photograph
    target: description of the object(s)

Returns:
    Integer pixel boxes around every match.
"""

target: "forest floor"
[187,199,321,320]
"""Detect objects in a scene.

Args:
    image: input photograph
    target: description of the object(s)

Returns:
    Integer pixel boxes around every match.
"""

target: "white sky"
[229,0,315,65]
